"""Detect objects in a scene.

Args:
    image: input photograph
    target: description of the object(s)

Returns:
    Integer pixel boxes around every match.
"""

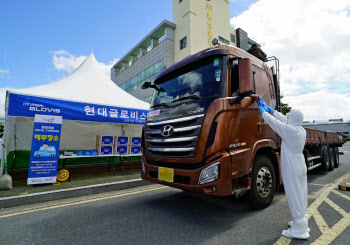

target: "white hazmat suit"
[262,109,310,239]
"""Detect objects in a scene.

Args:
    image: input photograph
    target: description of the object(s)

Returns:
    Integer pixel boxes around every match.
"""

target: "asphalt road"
[1,143,350,245]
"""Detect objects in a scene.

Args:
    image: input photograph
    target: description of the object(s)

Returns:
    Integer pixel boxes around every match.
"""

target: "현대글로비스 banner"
[8,92,148,125]
[27,115,62,185]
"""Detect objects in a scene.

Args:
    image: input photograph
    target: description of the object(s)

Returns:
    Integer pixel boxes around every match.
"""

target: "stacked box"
[129,145,141,155]
[96,135,115,145]
[96,145,114,155]
[129,136,141,155]
[114,136,129,155]
[115,145,129,155]
[116,136,129,145]
[96,135,114,155]
[130,137,141,145]
[113,136,142,155]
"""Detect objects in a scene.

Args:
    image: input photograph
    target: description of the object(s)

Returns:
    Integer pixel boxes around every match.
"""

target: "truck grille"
[145,114,204,158]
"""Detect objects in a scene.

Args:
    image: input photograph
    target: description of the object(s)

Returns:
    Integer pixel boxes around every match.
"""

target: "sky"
[1,0,350,121]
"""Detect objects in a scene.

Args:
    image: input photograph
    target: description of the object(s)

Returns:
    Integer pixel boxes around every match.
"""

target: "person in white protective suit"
[258,98,310,240]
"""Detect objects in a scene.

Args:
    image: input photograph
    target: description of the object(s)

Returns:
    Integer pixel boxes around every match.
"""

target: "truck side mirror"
[238,58,255,94]
[141,81,152,89]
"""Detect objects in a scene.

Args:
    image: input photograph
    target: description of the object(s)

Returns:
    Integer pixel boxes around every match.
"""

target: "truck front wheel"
[321,145,330,171]
[248,155,276,210]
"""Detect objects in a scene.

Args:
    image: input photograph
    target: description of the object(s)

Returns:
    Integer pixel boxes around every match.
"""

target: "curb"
[0,179,153,209]
[338,183,350,191]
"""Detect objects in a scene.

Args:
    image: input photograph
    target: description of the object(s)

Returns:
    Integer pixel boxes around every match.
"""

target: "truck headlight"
[141,159,145,173]
[198,162,220,185]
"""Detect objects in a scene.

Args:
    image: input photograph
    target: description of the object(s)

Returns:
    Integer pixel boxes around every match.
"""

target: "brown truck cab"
[141,44,282,209]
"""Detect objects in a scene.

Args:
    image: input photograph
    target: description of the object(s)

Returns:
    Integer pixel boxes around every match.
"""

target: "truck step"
[308,163,322,171]
[307,156,320,161]
[232,187,249,198]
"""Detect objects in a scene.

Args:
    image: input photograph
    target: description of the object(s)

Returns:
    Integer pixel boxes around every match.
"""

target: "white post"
[0,91,10,177]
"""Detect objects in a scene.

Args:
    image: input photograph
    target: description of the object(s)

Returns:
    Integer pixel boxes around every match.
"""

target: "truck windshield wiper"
[171,95,201,103]
[150,103,169,108]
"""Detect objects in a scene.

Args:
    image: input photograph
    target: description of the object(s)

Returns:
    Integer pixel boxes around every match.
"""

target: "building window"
[219,36,229,45]
[179,0,183,3]
[180,36,187,50]
[119,59,164,93]
[230,34,235,43]
[248,42,253,48]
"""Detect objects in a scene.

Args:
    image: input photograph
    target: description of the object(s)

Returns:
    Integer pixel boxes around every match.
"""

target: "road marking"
[274,171,350,245]
[0,186,168,219]
[332,190,350,201]
[311,214,350,245]
[313,210,329,233]
[324,198,348,217]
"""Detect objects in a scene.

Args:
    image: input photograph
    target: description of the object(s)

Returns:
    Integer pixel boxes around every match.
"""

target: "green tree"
[280,95,292,115]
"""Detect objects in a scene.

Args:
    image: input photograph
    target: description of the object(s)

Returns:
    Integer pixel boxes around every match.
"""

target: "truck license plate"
[158,167,174,182]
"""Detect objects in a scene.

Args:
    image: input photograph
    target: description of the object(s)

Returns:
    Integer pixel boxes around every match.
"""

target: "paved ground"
[0,143,349,244]
[0,169,141,198]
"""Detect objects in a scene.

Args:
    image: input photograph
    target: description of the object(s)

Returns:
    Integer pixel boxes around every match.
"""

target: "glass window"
[124,80,131,89]
[230,34,235,43]
[131,76,137,86]
[143,96,152,103]
[151,56,223,107]
[139,71,145,81]
[219,36,229,45]
[180,36,187,50]
[154,59,163,73]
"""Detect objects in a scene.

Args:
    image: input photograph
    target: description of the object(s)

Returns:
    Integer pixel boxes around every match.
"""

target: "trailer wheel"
[320,145,330,171]
[248,155,276,210]
[328,148,335,171]
[334,147,340,168]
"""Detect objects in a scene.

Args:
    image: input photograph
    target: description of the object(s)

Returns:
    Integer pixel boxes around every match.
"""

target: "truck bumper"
[141,153,233,196]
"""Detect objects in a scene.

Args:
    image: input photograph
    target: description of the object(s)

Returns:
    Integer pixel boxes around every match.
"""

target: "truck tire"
[248,155,276,210]
[328,147,335,171]
[334,147,340,168]
[320,145,330,171]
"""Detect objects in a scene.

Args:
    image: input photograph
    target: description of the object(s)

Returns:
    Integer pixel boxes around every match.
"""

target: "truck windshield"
[151,56,223,108]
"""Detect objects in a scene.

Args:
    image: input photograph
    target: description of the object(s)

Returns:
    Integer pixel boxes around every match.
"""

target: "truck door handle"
[257,123,262,134]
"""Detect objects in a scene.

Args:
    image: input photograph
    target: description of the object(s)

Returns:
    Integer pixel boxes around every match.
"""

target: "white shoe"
[288,221,311,232]
[282,229,310,240]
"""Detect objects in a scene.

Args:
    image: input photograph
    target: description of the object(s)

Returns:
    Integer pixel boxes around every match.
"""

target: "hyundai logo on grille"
[161,125,174,137]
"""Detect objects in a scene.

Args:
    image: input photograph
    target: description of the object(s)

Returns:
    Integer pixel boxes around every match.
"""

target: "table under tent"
[0,53,149,176]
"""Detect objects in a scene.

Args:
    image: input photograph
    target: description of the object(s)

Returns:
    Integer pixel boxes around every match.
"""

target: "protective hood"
[287,109,304,126]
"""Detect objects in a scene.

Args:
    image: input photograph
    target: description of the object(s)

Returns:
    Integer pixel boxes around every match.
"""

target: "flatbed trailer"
[304,129,345,171]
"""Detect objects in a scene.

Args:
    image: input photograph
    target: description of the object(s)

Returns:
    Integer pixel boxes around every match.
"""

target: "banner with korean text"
[8,93,148,125]
[27,115,62,185]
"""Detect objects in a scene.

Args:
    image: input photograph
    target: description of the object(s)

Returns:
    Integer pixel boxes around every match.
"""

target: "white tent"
[1,53,149,172]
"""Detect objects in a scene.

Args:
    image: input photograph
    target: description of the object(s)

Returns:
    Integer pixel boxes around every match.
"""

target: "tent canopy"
[1,53,150,171]
[13,53,150,110]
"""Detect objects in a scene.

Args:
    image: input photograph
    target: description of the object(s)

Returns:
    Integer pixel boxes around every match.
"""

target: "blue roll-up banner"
[8,92,148,125]
[27,115,62,185]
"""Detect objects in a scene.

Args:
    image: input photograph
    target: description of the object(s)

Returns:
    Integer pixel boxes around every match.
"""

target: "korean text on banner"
[8,93,148,125]
[27,115,62,185]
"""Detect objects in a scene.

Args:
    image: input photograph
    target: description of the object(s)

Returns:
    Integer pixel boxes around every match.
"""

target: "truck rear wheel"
[248,155,276,210]
[334,147,340,168]
[328,147,335,171]
[320,145,330,171]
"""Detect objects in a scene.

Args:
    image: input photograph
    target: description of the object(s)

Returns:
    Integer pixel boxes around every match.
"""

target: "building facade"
[111,0,258,103]
[303,119,350,140]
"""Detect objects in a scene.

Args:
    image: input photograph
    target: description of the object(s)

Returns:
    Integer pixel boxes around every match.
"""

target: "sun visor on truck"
[155,49,229,84]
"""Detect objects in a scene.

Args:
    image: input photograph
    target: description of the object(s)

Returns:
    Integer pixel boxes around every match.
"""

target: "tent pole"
[122,124,125,136]
[0,91,10,177]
